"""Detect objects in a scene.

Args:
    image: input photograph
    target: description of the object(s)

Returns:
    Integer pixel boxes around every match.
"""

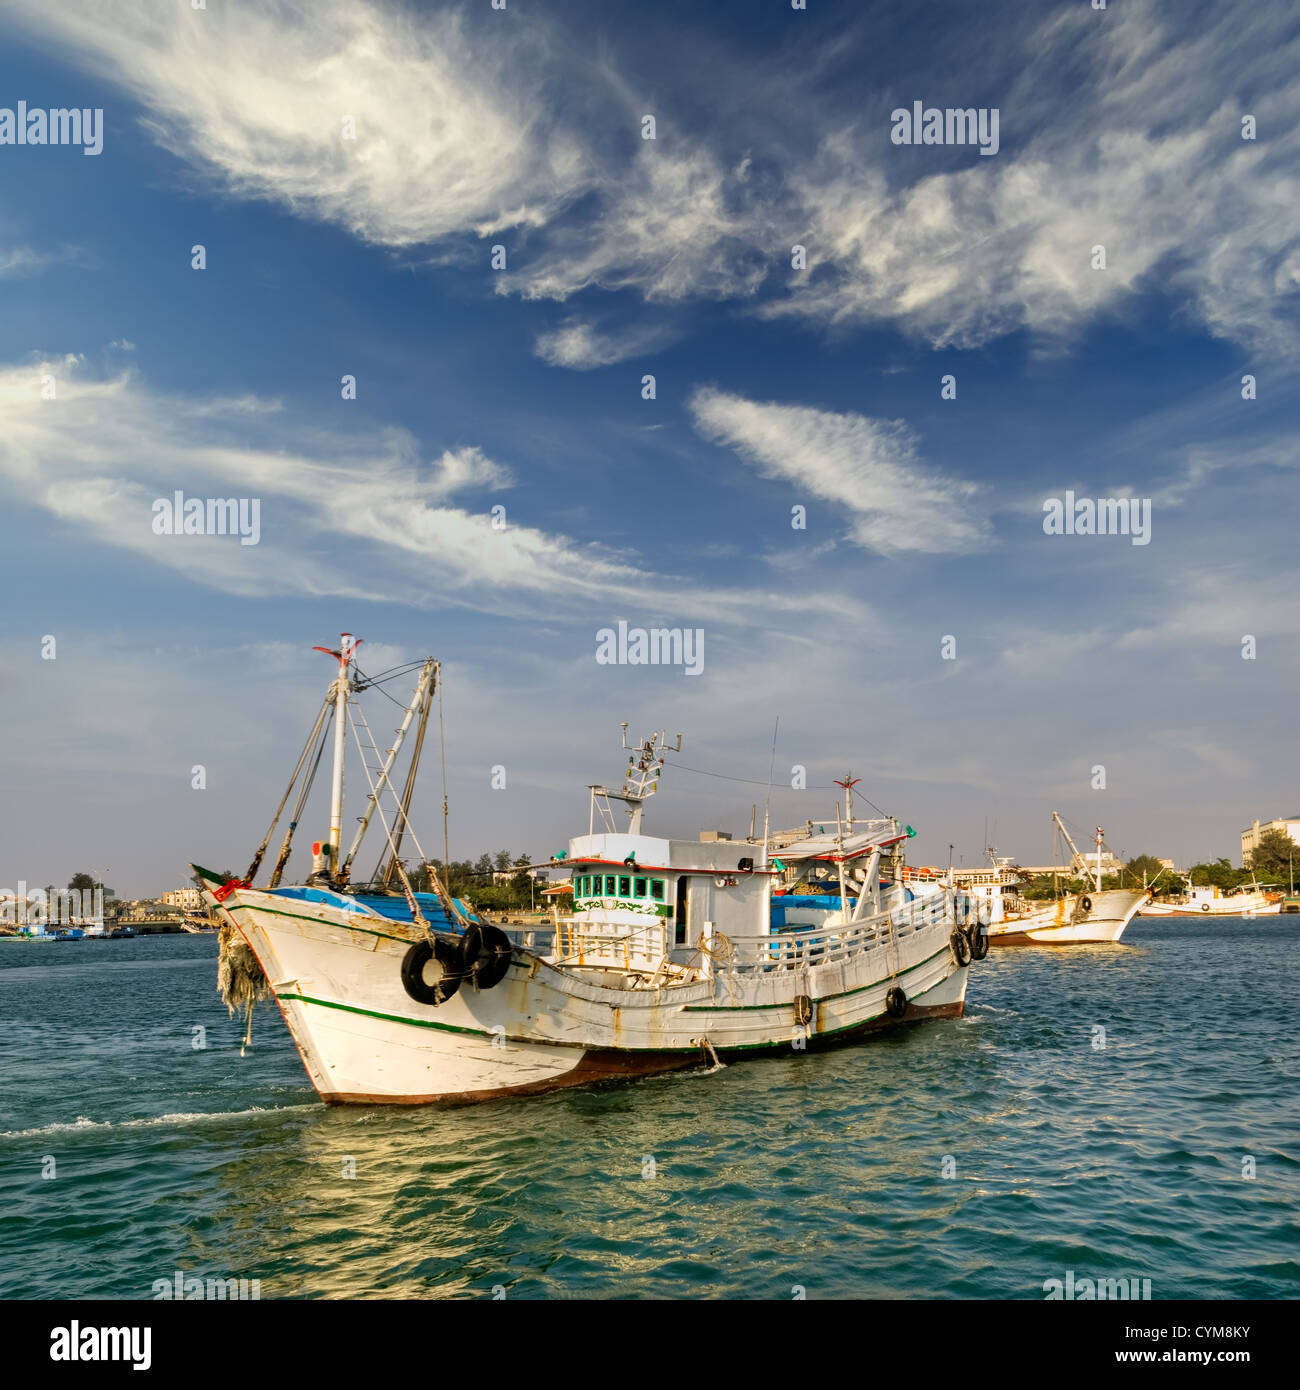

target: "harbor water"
[2,919,1297,1300]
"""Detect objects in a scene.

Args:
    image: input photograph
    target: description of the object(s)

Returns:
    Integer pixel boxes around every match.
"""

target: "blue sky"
[1,0,1297,896]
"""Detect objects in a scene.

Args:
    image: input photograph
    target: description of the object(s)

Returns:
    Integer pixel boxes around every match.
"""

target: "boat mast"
[1094,826,1104,893]
[1052,811,1086,880]
[835,801,849,914]
[313,633,361,882]
[377,661,437,891]
[344,657,436,883]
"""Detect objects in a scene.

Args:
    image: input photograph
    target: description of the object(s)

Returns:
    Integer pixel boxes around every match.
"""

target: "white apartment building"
[1241,816,1300,866]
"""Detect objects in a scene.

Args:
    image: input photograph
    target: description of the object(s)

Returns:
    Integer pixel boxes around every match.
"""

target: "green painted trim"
[679,943,952,1011]
[276,972,955,1054]
[278,992,492,1039]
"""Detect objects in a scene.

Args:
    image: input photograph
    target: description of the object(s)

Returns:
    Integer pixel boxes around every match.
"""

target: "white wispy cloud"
[2,0,591,246]
[0,246,52,276]
[7,0,1295,354]
[0,353,857,624]
[689,387,991,556]
[532,316,677,370]
[508,144,777,305]
[765,1,1300,354]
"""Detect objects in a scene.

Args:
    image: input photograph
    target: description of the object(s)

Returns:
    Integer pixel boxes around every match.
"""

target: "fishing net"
[217,923,271,1054]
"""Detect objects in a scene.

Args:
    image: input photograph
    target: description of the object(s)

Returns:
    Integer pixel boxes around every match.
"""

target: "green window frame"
[618,876,631,897]
[634,877,647,898]
[604,875,616,895]
[650,879,664,901]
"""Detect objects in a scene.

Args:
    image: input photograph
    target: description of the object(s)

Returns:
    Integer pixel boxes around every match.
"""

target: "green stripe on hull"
[276,954,960,1054]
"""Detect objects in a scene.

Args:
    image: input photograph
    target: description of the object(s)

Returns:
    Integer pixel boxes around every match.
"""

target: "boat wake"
[0,1104,317,1139]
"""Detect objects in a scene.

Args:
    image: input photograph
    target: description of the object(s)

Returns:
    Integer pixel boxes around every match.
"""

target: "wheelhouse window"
[618,876,631,897]
[650,880,665,901]
[634,878,647,898]
[604,875,616,895]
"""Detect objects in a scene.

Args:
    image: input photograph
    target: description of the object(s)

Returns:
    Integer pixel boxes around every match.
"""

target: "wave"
[0,1103,316,1139]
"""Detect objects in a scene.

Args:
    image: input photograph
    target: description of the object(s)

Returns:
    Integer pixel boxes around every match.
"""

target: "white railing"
[549,917,669,969]
[727,894,953,973]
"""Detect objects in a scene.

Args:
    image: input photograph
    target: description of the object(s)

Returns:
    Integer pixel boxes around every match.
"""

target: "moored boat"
[961,816,1146,946]
[1139,880,1281,917]
[197,636,983,1106]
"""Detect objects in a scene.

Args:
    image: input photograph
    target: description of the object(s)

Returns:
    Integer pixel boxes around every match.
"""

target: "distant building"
[699,830,732,842]
[161,887,202,910]
[1242,816,1300,866]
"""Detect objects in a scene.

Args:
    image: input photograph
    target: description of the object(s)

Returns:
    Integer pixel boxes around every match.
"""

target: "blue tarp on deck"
[270,886,478,930]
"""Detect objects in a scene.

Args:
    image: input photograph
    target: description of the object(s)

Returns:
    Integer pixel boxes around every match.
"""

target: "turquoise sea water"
[2,920,1297,1300]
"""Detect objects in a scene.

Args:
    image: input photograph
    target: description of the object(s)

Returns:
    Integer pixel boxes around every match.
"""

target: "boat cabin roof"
[562,833,768,876]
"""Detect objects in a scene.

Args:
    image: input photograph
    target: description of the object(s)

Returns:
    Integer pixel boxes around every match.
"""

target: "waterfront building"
[1241,816,1300,867]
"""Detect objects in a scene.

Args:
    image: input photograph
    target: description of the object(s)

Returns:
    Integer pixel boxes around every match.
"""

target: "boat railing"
[549,917,669,969]
[727,894,950,972]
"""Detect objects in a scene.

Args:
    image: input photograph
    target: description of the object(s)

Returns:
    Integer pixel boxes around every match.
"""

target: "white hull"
[986,889,1146,946]
[214,887,970,1104]
[1139,900,1281,917]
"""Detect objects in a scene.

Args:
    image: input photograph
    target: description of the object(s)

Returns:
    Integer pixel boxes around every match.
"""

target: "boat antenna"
[438,666,451,874]
[760,716,779,869]
[312,633,362,883]
[833,773,861,832]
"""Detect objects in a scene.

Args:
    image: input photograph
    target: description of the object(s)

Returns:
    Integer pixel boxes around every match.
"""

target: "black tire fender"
[950,930,972,967]
[968,924,989,960]
[885,985,908,1019]
[401,937,464,1006]
[461,923,513,990]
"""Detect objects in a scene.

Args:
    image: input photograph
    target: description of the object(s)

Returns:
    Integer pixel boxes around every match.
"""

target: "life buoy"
[885,985,908,1019]
[1080,895,1093,913]
[950,930,972,967]
[401,937,464,1006]
[461,923,513,990]
[1200,902,1210,913]
[968,925,989,960]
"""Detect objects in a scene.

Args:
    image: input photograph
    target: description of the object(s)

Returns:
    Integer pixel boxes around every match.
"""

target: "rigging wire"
[671,760,890,817]
[438,671,451,873]
[352,659,428,689]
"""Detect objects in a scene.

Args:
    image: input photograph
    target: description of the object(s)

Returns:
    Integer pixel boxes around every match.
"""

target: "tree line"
[1014,828,1298,898]
[410,853,541,910]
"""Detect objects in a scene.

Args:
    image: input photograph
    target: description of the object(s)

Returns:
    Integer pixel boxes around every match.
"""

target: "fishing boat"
[196,635,984,1106]
[1139,879,1281,917]
[963,815,1147,946]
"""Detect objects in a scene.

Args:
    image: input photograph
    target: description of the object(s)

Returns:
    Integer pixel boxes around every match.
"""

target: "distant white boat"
[1139,881,1280,917]
[954,815,1146,946]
